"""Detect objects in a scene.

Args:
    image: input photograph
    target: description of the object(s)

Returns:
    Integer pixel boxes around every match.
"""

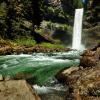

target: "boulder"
[62,67,79,75]
[55,67,79,84]
[80,55,97,67]
[80,43,100,67]
[0,80,41,100]
[56,66,100,100]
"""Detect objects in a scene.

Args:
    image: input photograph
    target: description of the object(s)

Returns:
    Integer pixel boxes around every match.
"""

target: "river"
[0,50,82,100]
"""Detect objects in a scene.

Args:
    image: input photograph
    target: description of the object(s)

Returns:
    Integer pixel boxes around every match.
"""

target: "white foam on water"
[33,84,66,94]
[6,54,32,58]
[0,51,80,70]
[5,59,19,64]
[33,85,51,94]
[1,64,8,69]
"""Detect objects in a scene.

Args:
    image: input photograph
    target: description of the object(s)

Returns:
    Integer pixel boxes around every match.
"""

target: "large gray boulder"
[0,80,41,100]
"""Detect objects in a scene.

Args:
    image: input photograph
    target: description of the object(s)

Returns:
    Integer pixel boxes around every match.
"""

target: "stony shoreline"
[0,45,71,55]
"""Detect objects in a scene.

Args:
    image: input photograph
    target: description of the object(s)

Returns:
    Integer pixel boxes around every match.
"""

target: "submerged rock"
[40,93,66,100]
[0,80,41,100]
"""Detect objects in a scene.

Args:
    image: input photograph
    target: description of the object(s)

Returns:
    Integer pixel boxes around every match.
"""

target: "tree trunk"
[5,1,13,38]
[31,0,42,36]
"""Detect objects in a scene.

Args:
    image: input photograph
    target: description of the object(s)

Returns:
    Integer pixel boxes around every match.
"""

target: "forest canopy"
[0,0,99,40]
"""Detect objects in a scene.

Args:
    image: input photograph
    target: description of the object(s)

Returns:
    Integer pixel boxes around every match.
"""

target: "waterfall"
[72,8,84,50]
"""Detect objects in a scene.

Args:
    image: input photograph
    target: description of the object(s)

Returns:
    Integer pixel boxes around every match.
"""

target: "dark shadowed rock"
[80,43,100,67]
[80,55,97,67]
[33,32,54,44]
[91,42,100,51]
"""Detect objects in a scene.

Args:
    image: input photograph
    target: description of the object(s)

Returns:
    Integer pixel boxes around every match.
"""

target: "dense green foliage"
[0,0,43,39]
[61,0,83,15]
[0,0,99,41]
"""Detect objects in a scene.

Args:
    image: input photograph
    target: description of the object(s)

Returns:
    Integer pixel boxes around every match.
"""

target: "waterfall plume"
[72,8,84,50]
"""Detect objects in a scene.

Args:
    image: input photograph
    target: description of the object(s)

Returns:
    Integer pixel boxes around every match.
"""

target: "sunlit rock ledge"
[0,80,41,100]
[56,43,100,100]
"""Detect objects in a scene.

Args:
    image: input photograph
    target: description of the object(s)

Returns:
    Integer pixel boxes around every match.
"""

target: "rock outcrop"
[80,43,100,67]
[0,80,41,100]
[56,43,100,100]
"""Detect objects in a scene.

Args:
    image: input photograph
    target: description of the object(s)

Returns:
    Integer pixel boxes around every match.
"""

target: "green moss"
[0,37,65,49]
[13,38,36,46]
[40,42,64,49]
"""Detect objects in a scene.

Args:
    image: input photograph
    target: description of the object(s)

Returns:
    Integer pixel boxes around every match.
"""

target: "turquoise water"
[0,51,80,85]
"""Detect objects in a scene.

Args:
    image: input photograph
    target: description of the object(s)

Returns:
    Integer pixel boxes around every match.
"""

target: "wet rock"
[0,74,3,81]
[0,46,12,55]
[80,55,97,67]
[55,67,79,84]
[4,75,11,81]
[14,72,33,80]
[80,43,100,67]
[56,66,100,100]
[0,80,41,100]
[13,46,25,54]
[56,44,100,99]
[62,67,79,75]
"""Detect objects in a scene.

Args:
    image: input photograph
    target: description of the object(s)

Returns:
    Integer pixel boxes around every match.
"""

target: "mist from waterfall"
[72,8,84,50]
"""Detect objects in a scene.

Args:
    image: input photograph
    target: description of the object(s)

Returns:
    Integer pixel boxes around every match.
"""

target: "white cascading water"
[72,8,84,50]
